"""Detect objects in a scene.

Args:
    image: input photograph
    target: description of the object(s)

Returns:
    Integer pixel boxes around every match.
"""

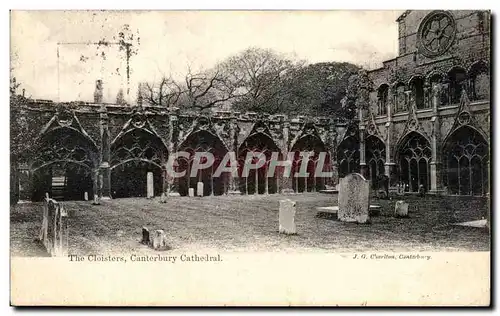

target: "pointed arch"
[337,135,360,178]
[365,135,386,189]
[177,130,229,196]
[30,127,98,201]
[238,132,280,195]
[396,131,432,192]
[468,60,490,101]
[443,126,489,195]
[290,134,329,193]
[110,128,168,198]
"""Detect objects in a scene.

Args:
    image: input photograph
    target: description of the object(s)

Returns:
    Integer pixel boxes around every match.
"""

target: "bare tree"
[220,47,305,114]
[180,64,245,111]
[141,75,182,107]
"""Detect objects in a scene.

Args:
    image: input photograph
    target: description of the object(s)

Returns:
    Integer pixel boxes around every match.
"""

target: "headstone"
[188,188,195,197]
[45,192,50,201]
[338,173,371,224]
[84,192,89,201]
[141,227,150,244]
[160,192,167,203]
[147,172,154,198]
[197,182,204,197]
[92,194,100,205]
[418,184,426,197]
[279,199,297,235]
[151,229,168,250]
[394,200,409,217]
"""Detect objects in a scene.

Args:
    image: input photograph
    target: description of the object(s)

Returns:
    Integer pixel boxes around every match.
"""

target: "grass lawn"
[10,193,490,257]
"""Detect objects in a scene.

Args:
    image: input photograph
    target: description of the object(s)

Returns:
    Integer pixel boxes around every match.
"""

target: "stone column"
[166,113,180,196]
[384,86,397,187]
[328,122,339,187]
[429,83,445,195]
[359,126,368,178]
[280,121,294,194]
[99,107,111,199]
[227,117,241,195]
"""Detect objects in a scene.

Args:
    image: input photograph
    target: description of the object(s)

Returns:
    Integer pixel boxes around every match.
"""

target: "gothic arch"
[110,128,168,198]
[238,132,280,195]
[467,60,490,101]
[177,130,229,196]
[395,131,432,192]
[30,127,98,201]
[443,126,489,195]
[290,134,330,193]
[337,135,360,178]
[365,135,386,189]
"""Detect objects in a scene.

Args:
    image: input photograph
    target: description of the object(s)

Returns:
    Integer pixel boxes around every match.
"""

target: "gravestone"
[188,188,195,197]
[147,172,154,198]
[279,199,297,235]
[92,194,100,205]
[141,227,150,244]
[39,198,69,256]
[377,175,389,199]
[84,192,89,201]
[338,173,370,224]
[151,229,168,250]
[197,182,204,197]
[418,184,426,197]
[394,200,409,217]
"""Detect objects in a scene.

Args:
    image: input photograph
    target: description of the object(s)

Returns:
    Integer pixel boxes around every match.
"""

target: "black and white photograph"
[9,9,492,306]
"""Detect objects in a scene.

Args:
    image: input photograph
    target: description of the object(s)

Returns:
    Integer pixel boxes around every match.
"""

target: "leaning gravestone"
[279,199,297,235]
[84,191,89,201]
[147,172,154,198]
[394,200,409,217]
[141,227,150,244]
[188,188,195,197]
[338,173,370,224]
[197,182,204,197]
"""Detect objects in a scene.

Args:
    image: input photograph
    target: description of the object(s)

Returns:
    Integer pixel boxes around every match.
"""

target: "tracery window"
[398,132,432,192]
[365,136,386,190]
[377,84,389,116]
[337,136,360,178]
[444,126,489,196]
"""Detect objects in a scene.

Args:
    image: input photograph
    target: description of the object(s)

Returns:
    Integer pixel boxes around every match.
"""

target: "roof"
[396,10,412,22]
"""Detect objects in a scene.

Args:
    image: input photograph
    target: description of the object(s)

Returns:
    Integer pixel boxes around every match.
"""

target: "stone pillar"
[166,113,180,196]
[227,117,241,195]
[328,122,339,187]
[359,126,368,178]
[281,122,294,194]
[429,83,445,195]
[99,107,111,199]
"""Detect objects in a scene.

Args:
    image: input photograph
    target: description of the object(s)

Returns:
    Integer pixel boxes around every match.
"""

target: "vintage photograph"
[9,10,491,306]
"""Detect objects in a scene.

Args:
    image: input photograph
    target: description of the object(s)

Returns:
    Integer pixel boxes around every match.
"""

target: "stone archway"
[31,127,98,201]
[177,131,228,196]
[238,133,280,195]
[443,126,489,195]
[396,132,432,192]
[110,129,167,198]
[365,135,386,190]
[337,136,360,178]
[290,134,330,193]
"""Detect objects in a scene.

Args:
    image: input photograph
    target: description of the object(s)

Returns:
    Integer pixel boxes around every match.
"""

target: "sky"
[10,10,403,103]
